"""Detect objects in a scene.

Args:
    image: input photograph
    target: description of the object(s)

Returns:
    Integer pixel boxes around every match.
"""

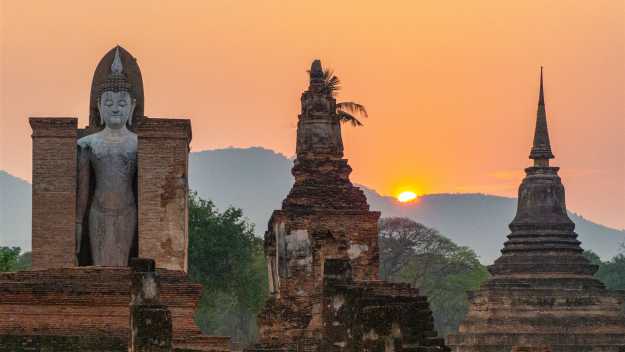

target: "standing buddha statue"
[76,47,138,266]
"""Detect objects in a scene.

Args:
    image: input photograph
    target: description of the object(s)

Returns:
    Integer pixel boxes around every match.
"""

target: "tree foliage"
[310,68,368,127]
[188,191,268,344]
[14,251,31,271]
[0,247,21,272]
[585,248,625,290]
[378,217,489,337]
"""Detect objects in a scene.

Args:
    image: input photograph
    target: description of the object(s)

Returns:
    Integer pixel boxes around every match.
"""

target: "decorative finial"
[539,66,544,106]
[529,67,555,164]
[310,59,323,81]
[111,47,123,74]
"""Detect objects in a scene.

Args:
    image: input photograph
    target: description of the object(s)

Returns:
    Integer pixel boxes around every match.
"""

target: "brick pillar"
[30,118,78,269]
[136,118,191,272]
[129,258,173,352]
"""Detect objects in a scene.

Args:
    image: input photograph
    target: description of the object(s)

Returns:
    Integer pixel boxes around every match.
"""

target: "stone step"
[173,335,231,352]
[448,332,625,346]
[449,345,622,352]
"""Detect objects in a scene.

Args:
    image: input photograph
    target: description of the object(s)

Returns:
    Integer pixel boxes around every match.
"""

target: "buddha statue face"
[98,90,136,130]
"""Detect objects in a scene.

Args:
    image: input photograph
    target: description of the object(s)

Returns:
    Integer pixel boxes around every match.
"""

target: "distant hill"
[360,190,625,263]
[189,147,294,233]
[0,171,31,251]
[191,148,625,263]
[2,147,624,263]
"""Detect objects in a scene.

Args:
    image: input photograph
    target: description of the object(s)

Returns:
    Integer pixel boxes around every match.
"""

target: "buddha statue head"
[96,47,136,130]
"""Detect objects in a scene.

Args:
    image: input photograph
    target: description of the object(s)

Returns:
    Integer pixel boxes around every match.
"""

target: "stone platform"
[447,286,625,352]
[250,259,448,352]
[0,267,230,351]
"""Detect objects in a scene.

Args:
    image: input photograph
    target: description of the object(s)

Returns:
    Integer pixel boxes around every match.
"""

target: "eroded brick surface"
[30,117,78,269]
[136,118,191,272]
[130,258,173,352]
[0,267,229,351]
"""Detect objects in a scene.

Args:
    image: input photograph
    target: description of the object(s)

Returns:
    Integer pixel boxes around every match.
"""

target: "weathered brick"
[0,267,229,351]
[248,61,447,352]
[136,118,191,272]
[30,117,78,270]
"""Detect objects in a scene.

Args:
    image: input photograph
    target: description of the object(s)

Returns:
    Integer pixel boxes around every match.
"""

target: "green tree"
[583,250,602,266]
[585,248,625,290]
[0,246,21,272]
[378,217,489,337]
[187,192,268,344]
[14,251,32,271]
[597,254,625,290]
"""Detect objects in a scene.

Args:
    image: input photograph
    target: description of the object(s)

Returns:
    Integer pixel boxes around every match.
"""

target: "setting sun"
[397,191,418,203]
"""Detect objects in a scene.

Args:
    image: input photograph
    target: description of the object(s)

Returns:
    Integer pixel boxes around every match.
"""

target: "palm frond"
[337,110,364,127]
[336,102,369,118]
[322,69,341,96]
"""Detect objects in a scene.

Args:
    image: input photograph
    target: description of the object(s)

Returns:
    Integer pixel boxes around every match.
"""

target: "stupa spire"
[310,59,323,82]
[529,67,555,165]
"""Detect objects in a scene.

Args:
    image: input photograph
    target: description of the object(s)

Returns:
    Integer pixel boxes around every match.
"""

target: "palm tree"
[309,68,369,127]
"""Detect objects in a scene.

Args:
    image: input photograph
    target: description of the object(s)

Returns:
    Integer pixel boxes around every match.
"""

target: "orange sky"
[1,0,624,229]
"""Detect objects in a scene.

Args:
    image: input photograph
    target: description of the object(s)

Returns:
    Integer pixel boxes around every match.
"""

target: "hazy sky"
[1,0,624,228]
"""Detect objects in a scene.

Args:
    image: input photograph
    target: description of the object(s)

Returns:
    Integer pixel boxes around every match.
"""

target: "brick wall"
[30,118,78,269]
[0,267,224,351]
[136,118,191,272]
[320,260,448,352]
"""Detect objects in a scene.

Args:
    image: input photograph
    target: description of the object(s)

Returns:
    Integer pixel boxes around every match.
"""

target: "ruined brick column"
[136,118,191,272]
[249,60,448,352]
[30,117,78,269]
[255,60,380,349]
[129,258,173,352]
[448,69,625,351]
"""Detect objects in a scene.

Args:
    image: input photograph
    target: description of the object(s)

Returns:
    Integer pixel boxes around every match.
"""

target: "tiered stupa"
[247,60,449,352]
[448,69,625,351]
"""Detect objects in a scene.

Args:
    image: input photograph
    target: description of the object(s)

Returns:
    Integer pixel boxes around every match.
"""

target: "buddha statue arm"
[76,144,91,255]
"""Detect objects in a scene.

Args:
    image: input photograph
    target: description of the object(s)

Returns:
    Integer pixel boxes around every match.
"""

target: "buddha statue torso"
[84,134,137,211]
[78,132,137,266]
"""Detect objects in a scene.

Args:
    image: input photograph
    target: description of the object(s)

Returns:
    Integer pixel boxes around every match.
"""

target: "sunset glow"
[0,0,623,229]
[397,191,418,203]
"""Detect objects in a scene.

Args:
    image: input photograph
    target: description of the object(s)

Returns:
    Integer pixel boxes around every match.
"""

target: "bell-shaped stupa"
[448,69,625,352]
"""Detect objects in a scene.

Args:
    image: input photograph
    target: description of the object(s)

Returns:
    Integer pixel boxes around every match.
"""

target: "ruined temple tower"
[448,69,625,351]
[248,61,449,352]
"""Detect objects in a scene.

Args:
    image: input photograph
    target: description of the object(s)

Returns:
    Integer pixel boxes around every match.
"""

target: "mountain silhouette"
[0,171,31,251]
[2,147,623,263]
